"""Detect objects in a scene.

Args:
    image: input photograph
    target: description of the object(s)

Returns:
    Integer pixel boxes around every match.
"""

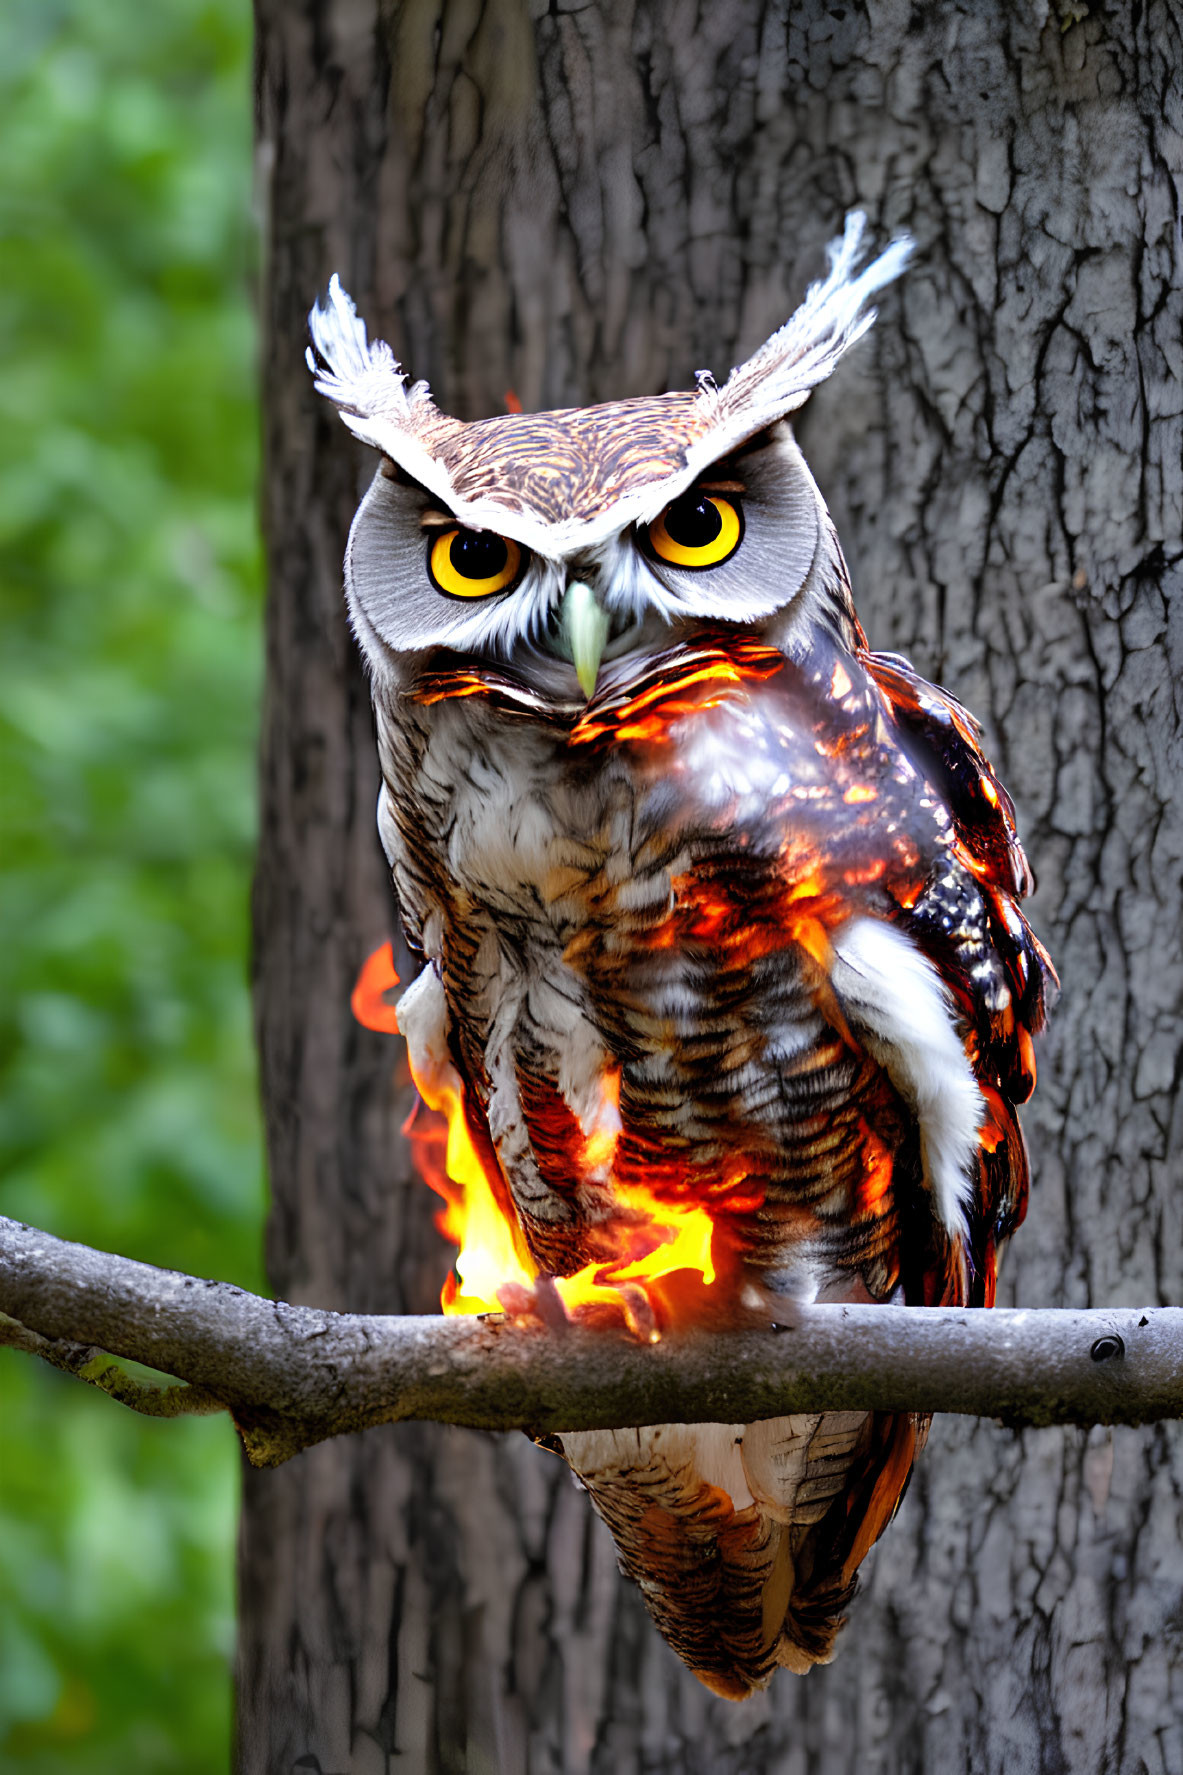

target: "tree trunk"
[242,3,1183,1770]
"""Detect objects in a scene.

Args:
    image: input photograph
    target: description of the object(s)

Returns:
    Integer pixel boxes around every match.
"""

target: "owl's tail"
[559,1411,922,1698]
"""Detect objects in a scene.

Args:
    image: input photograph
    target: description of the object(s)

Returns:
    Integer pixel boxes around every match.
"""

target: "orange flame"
[405,1067,538,1315]
[397,1038,718,1338]
[351,942,401,1033]
[354,927,725,1338]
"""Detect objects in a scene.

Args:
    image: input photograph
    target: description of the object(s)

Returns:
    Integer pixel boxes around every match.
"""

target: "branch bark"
[3,1214,1178,1469]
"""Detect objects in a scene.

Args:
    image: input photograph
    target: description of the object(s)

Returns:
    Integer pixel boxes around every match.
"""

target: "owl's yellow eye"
[428,527,524,599]
[646,492,743,569]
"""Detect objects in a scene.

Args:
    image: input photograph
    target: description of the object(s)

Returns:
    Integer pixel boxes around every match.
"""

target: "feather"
[684,211,913,470]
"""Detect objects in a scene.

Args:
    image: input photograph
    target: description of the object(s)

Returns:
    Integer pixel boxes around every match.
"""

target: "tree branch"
[1,1213,1178,1468]
[0,1313,226,1418]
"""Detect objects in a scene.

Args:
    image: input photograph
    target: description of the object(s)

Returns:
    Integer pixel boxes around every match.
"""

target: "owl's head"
[309,213,909,700]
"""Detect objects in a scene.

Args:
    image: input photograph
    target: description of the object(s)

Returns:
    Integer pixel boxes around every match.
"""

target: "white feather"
[394,963,452,1086]
[693,213,913,446]
[830,915,982,1238]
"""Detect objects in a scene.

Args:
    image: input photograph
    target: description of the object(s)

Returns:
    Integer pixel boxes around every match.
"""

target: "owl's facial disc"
[342,426,826,692]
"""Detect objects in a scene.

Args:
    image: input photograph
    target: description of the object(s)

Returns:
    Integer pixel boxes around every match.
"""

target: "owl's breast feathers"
[380,625,1054,1695]
[391,628,1051,1303]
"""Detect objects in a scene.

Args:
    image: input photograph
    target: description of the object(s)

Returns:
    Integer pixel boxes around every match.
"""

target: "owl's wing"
[748,658,1057,1680]
[861,646,1057,1302]
[561,643,1057,1696]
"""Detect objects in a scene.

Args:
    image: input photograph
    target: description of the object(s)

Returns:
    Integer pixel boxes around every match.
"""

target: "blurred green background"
[0,0,262,1767]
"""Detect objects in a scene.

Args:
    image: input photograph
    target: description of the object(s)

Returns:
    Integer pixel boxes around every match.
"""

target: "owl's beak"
[558,580,610,699]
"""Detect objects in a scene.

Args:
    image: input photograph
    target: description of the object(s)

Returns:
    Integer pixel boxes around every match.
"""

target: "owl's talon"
[532,1273,572,1331]
[496,1275,571,1332]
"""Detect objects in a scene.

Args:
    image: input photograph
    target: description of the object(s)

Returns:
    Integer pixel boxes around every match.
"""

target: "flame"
[353,941,727,1336]
[549,1177,718,1341]
[858,1121,894,1213]
[404,1044,718,1340]
[406,1068,538,1314]
[351,942,401,1033]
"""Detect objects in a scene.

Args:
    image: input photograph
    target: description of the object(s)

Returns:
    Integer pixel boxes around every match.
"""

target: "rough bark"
[246,4,1183,1772]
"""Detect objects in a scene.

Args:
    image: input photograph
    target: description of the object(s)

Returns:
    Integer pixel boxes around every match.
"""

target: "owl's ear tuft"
[306,275,422,416]
[307,277,471,510]
[695,213,912,449]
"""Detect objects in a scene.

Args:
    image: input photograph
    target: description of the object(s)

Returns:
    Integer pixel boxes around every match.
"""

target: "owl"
[308,214,1054,1698]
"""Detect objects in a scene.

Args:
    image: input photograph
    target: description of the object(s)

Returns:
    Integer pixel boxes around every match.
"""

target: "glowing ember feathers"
[383,979,719,1338]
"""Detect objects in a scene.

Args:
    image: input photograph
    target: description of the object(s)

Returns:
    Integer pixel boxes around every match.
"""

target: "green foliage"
[0,0,262,1766]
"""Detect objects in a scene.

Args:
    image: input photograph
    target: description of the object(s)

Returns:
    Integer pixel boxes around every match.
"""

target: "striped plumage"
[310,216,1054,1697]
